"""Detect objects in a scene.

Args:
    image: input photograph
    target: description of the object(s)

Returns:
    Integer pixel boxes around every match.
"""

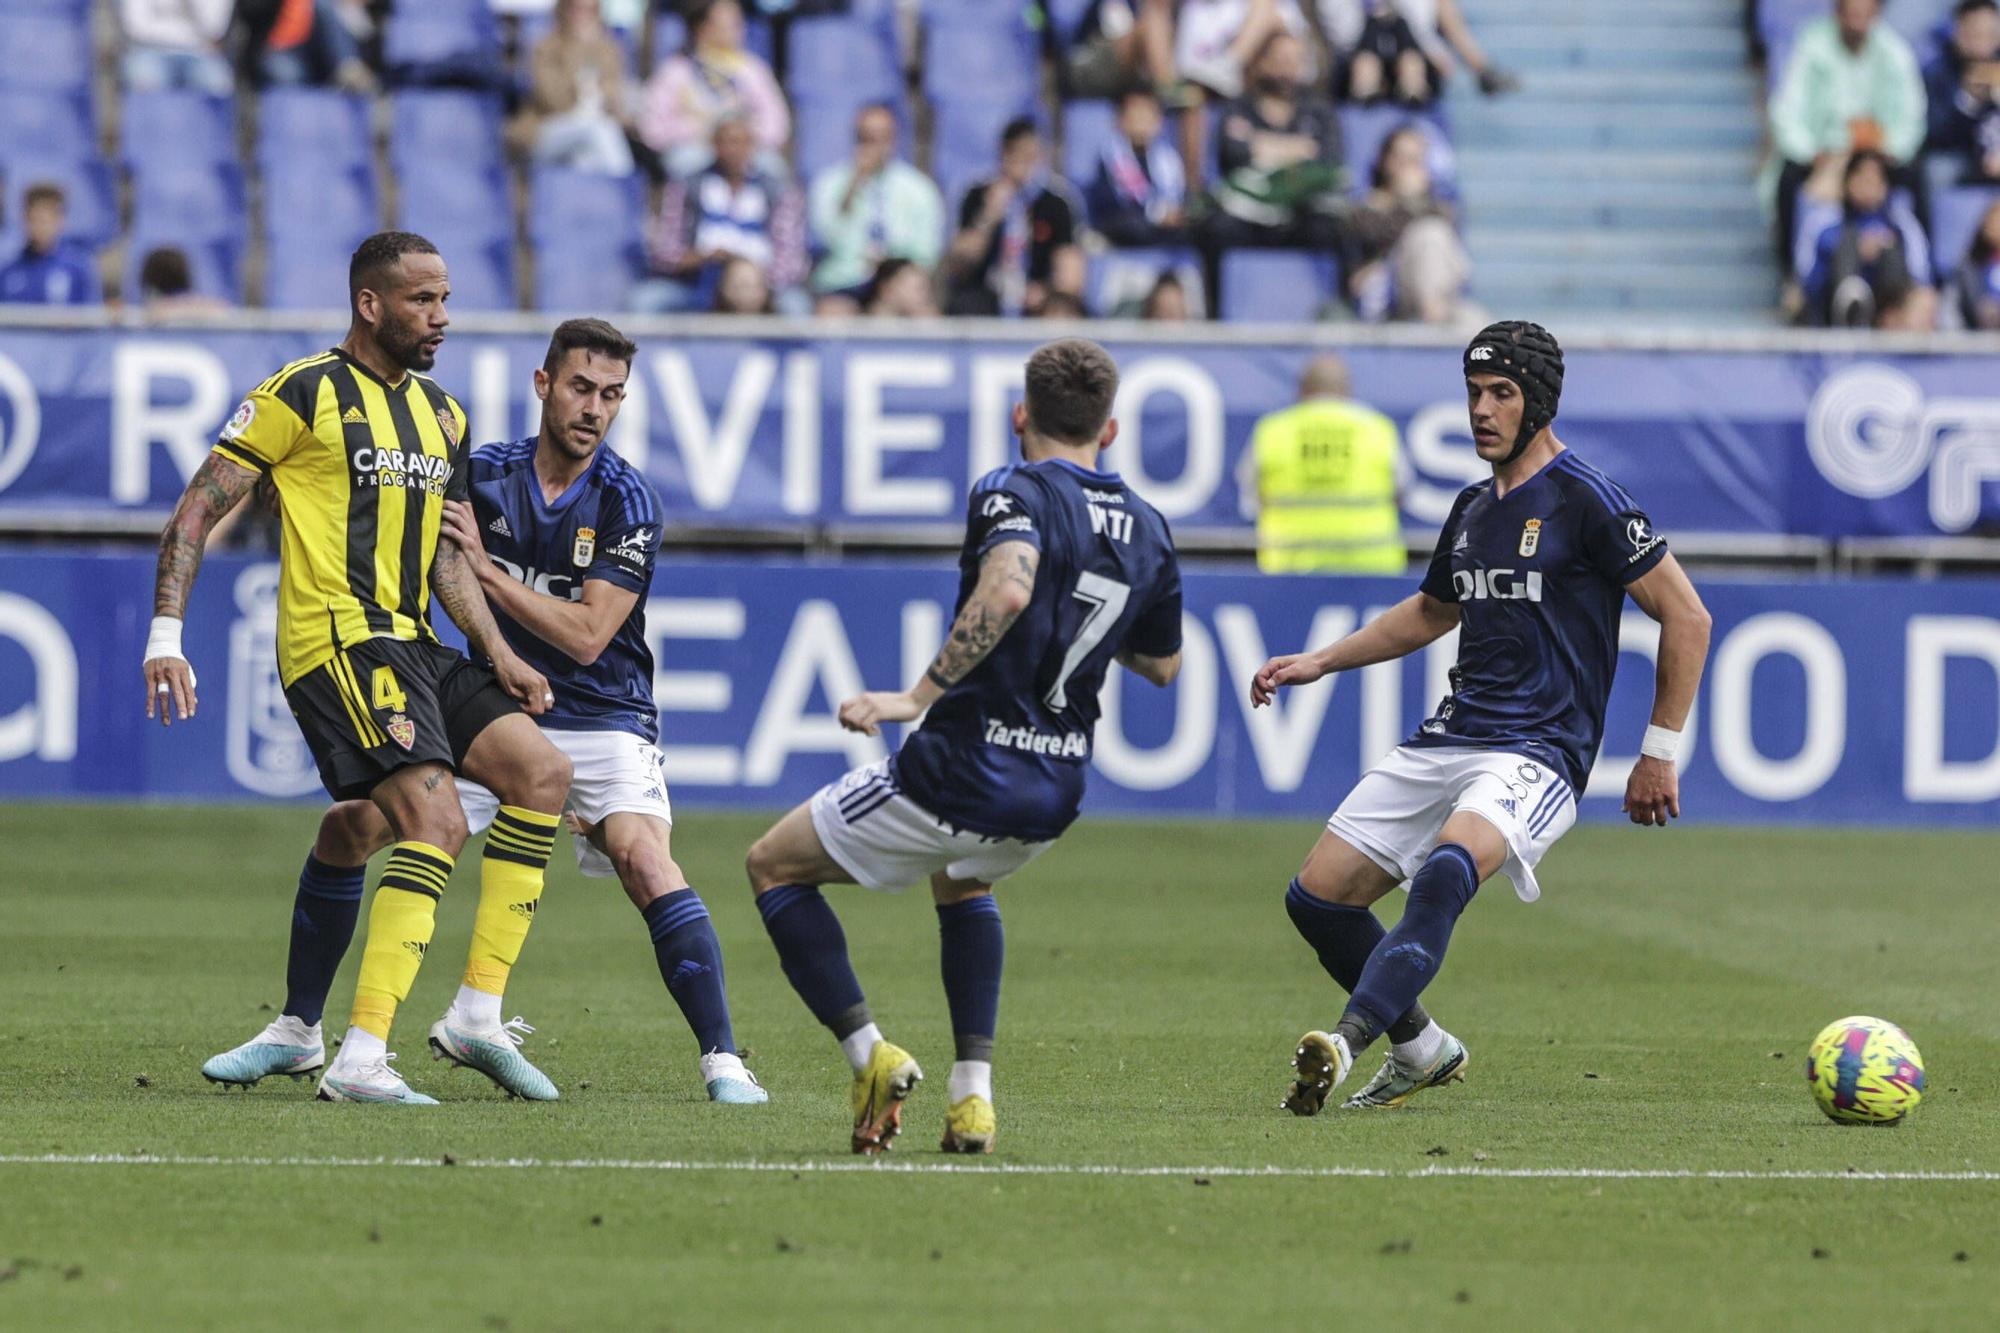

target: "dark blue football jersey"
[1410,450,1668,791]
[893,458,1183,842]
[465,438,662,740]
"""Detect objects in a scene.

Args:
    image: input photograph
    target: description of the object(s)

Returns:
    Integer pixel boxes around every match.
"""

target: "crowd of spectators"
[1764,0,2000,328]
[1,0,1523,325]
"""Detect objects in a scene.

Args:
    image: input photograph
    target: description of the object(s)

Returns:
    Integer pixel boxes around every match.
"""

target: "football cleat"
[850,1039,922,1154]
[700,1051,769,1105]
[315,1052,438,1105]
[1281,1030,1353,1116]
[428,1014,559,1102]
[201,1017,325,1088]
[1342,1033,1470,1110]
[940,1094,996,1155]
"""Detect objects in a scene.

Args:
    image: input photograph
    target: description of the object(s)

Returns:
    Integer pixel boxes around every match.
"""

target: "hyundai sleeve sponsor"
[3,550,1995,825]
[3,327,2000,537]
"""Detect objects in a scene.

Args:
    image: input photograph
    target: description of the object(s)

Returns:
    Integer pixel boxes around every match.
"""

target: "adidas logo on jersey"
[488,515,512,538]
[1453,532,1469,552]
[342,405,366,424]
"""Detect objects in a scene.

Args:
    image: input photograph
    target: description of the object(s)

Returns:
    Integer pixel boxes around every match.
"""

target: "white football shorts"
[1326,745,1577,903]
[459,729,671,879]
[808,758,1054,891]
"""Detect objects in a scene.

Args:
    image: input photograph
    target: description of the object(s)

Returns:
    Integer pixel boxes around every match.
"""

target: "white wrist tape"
[1640,724,1681,762]
[145,616,195,686]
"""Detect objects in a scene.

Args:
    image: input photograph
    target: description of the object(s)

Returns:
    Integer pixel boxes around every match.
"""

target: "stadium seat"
[256,90,373,173]
[922,10,1039,113]
[787,16,901,103]
[0,14,89,92]
[650,11,688,62]
[385,0,501,66]
[264,230,372,309]
[1061,100,1119,191]
[121,91,237,171]
[263,163,382,241]
[1087,246,1206,318]
[1044,0,1096,45]
[0,89,92,163]
[397,162,514,245]
[1219,250,1339,323]
[0,155,116,248]
[388,91,505,172]
[1932,185,2000,278]
[528,168,641,311]
[428,234,517,311]
[933,101,1037,209]
[131,162,248,245]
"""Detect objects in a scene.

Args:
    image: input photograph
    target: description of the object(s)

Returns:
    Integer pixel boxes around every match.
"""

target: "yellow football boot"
[940,1094,996,1154]
[1280,1030,1353,1116]
[850,1040,922,1154]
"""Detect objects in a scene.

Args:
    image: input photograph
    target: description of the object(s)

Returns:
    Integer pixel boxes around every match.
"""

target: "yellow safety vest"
[1251,398,1406,573]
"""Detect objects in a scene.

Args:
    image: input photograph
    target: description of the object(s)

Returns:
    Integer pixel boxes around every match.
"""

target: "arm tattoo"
[429,541,507,659]
[926,544,1039,686]
[154,455,257,616]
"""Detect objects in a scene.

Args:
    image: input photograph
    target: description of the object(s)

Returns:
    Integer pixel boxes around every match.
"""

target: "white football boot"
[316,1052,439,1105]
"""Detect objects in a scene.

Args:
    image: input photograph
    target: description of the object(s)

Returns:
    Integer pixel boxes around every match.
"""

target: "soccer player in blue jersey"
[1251,321,1712,1115]
[203,318,765,1104]
[743,338,1184,1154]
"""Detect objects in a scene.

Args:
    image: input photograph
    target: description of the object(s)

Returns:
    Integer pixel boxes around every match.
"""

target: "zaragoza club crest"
[436,408,460,447]
[386,712,416,751]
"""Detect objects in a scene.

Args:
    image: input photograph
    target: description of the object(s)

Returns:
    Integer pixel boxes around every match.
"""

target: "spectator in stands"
[1201,31,1346,255]
[1038,290,1089,319]
[1346,123,1476,324]
[137,246,229,318]
[1803,148,1938,329]
[1321,0,1518,105]
[1769,0,1927,271]
[636,117,807,314]
[1141,270,1193,319]
[807,104,945,314]
[713,255,774,314]
[1061,0,1177,98]
[1085,88,1189,247]
[512,0,636,176]
[1924,0,2000,182]
[0,184,100,306]
[945,118,1086,317]
[640,0,789,178]
[863,258,941,317]
[1951,198,2000,326]
[1174,0,1316,181]
[236,0,377,93]
[119,0,234,96]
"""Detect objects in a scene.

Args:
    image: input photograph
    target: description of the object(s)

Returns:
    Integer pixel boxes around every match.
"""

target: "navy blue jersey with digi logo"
[893,458,1183,842]
[465,438,662,741]
[1410,450,1668,791]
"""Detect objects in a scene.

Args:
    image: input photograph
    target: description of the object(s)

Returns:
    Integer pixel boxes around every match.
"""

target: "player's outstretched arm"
[430,540,553,717]
[144,454,258,726]
[439,500,639,666]
[839,541,1039,736]
[1621,553,1713,827]
[1250,591,1459,707]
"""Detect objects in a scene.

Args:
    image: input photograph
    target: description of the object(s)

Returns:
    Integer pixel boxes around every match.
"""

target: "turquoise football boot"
[201,1017,325,1088]
[1343,1032,1471,1110]
[699,1052,769,1104]
[428,1014,560,1101]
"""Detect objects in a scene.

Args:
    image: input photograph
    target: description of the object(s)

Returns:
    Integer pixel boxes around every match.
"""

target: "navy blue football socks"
[936,895,1004,1062]
[642,889,736,1056]
[283,852,365,1027]
[1283,878,1431,1046]
[757,884,871,1036]
[1341,843,1480,1052]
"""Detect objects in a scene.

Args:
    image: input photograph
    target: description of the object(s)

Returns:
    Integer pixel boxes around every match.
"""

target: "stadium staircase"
[1451,0,1776,325]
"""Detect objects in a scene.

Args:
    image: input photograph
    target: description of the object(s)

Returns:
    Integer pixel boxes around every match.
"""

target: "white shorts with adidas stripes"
[808,758,1054,891]
[1326,746,1576,902]
[458,729,672,879]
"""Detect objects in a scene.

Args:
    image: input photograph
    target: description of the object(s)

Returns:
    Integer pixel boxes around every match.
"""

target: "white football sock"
[840,1022,883,1073]
[1392,1020,1447,1069]
[451,985,502,1029]
[948,1060,992,1104]
[336,1026,386,1067]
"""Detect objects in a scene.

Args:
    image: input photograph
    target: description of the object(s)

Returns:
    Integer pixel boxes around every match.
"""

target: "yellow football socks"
[461,805,559,999]
[348,842,454,1040]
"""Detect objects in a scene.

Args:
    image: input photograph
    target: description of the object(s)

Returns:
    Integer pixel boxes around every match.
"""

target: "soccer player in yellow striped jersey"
[144,232,575,1105]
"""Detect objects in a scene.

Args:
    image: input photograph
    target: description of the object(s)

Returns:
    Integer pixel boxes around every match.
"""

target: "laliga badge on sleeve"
[1519,517,1542,558]
[386,713,416,751]
[222,399,256,440]
[573,526,596,566]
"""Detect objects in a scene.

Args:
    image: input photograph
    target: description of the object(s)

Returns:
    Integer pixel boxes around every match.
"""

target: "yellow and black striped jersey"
[211,348,470,686]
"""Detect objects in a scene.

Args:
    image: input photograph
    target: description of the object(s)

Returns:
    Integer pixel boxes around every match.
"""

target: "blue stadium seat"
[121,91,237,170]
[650,11,688,62]
[933,101,1037,210]
[256,90,372,173]
[0,89,92,163]
[397,162,513,244]
[430,234,517,311]
[264,230,371,309]
[385,0,499,62]
[125,233,242,305]
[922,10,1039,112]
[787,16,901,102]
[0,155,116,247]
[131,162,247,244]
[1219,250,1339,323]
[0,15,89,92]
[1932,185,2000,277]
[388,91,505,172]
[1087,245,1206,317]
[529,168,641,311]
[1062,100,1119,191]
[1045,0,1096,45]
[264,163,381,241]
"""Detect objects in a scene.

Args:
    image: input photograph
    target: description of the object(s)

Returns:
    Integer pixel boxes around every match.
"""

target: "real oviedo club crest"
[1519,518,1542,558]
[573,527,596,566]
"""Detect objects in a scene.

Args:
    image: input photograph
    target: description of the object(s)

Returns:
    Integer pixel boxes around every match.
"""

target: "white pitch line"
[1,1154,1996,1183]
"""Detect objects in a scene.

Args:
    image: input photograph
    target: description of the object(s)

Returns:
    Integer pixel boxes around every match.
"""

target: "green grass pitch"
[2,804,1996,1330]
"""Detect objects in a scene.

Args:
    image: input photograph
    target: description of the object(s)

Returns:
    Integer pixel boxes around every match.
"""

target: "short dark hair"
[140,246,194,297]
[542,317,637,376]
[348,231,440,301]
[23,182,64,211]
[1000,116,1039,151]
[1844,147,1891,188]
[1957,1,1997,19]
[1024,338,1118,445]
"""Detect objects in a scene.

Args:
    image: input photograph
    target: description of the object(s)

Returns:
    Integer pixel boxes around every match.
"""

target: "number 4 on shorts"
[372,665,408,713]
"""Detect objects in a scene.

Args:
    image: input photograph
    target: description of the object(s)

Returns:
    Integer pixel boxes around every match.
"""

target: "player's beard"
[380,318,438,373]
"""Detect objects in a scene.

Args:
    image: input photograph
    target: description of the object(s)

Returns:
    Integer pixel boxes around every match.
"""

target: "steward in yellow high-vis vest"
[1247,354,1406,573]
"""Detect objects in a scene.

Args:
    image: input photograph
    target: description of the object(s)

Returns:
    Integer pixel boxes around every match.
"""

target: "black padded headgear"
[1463,320,1564,463]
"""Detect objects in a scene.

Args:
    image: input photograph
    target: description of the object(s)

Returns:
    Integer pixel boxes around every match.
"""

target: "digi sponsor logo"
[1451,568,1544,602]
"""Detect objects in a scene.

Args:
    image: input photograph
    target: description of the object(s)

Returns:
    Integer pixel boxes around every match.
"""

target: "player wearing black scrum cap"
[1251,321,1714,1115]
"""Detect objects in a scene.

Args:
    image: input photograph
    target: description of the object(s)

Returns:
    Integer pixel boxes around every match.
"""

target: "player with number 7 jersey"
[743,339,1184,1157]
